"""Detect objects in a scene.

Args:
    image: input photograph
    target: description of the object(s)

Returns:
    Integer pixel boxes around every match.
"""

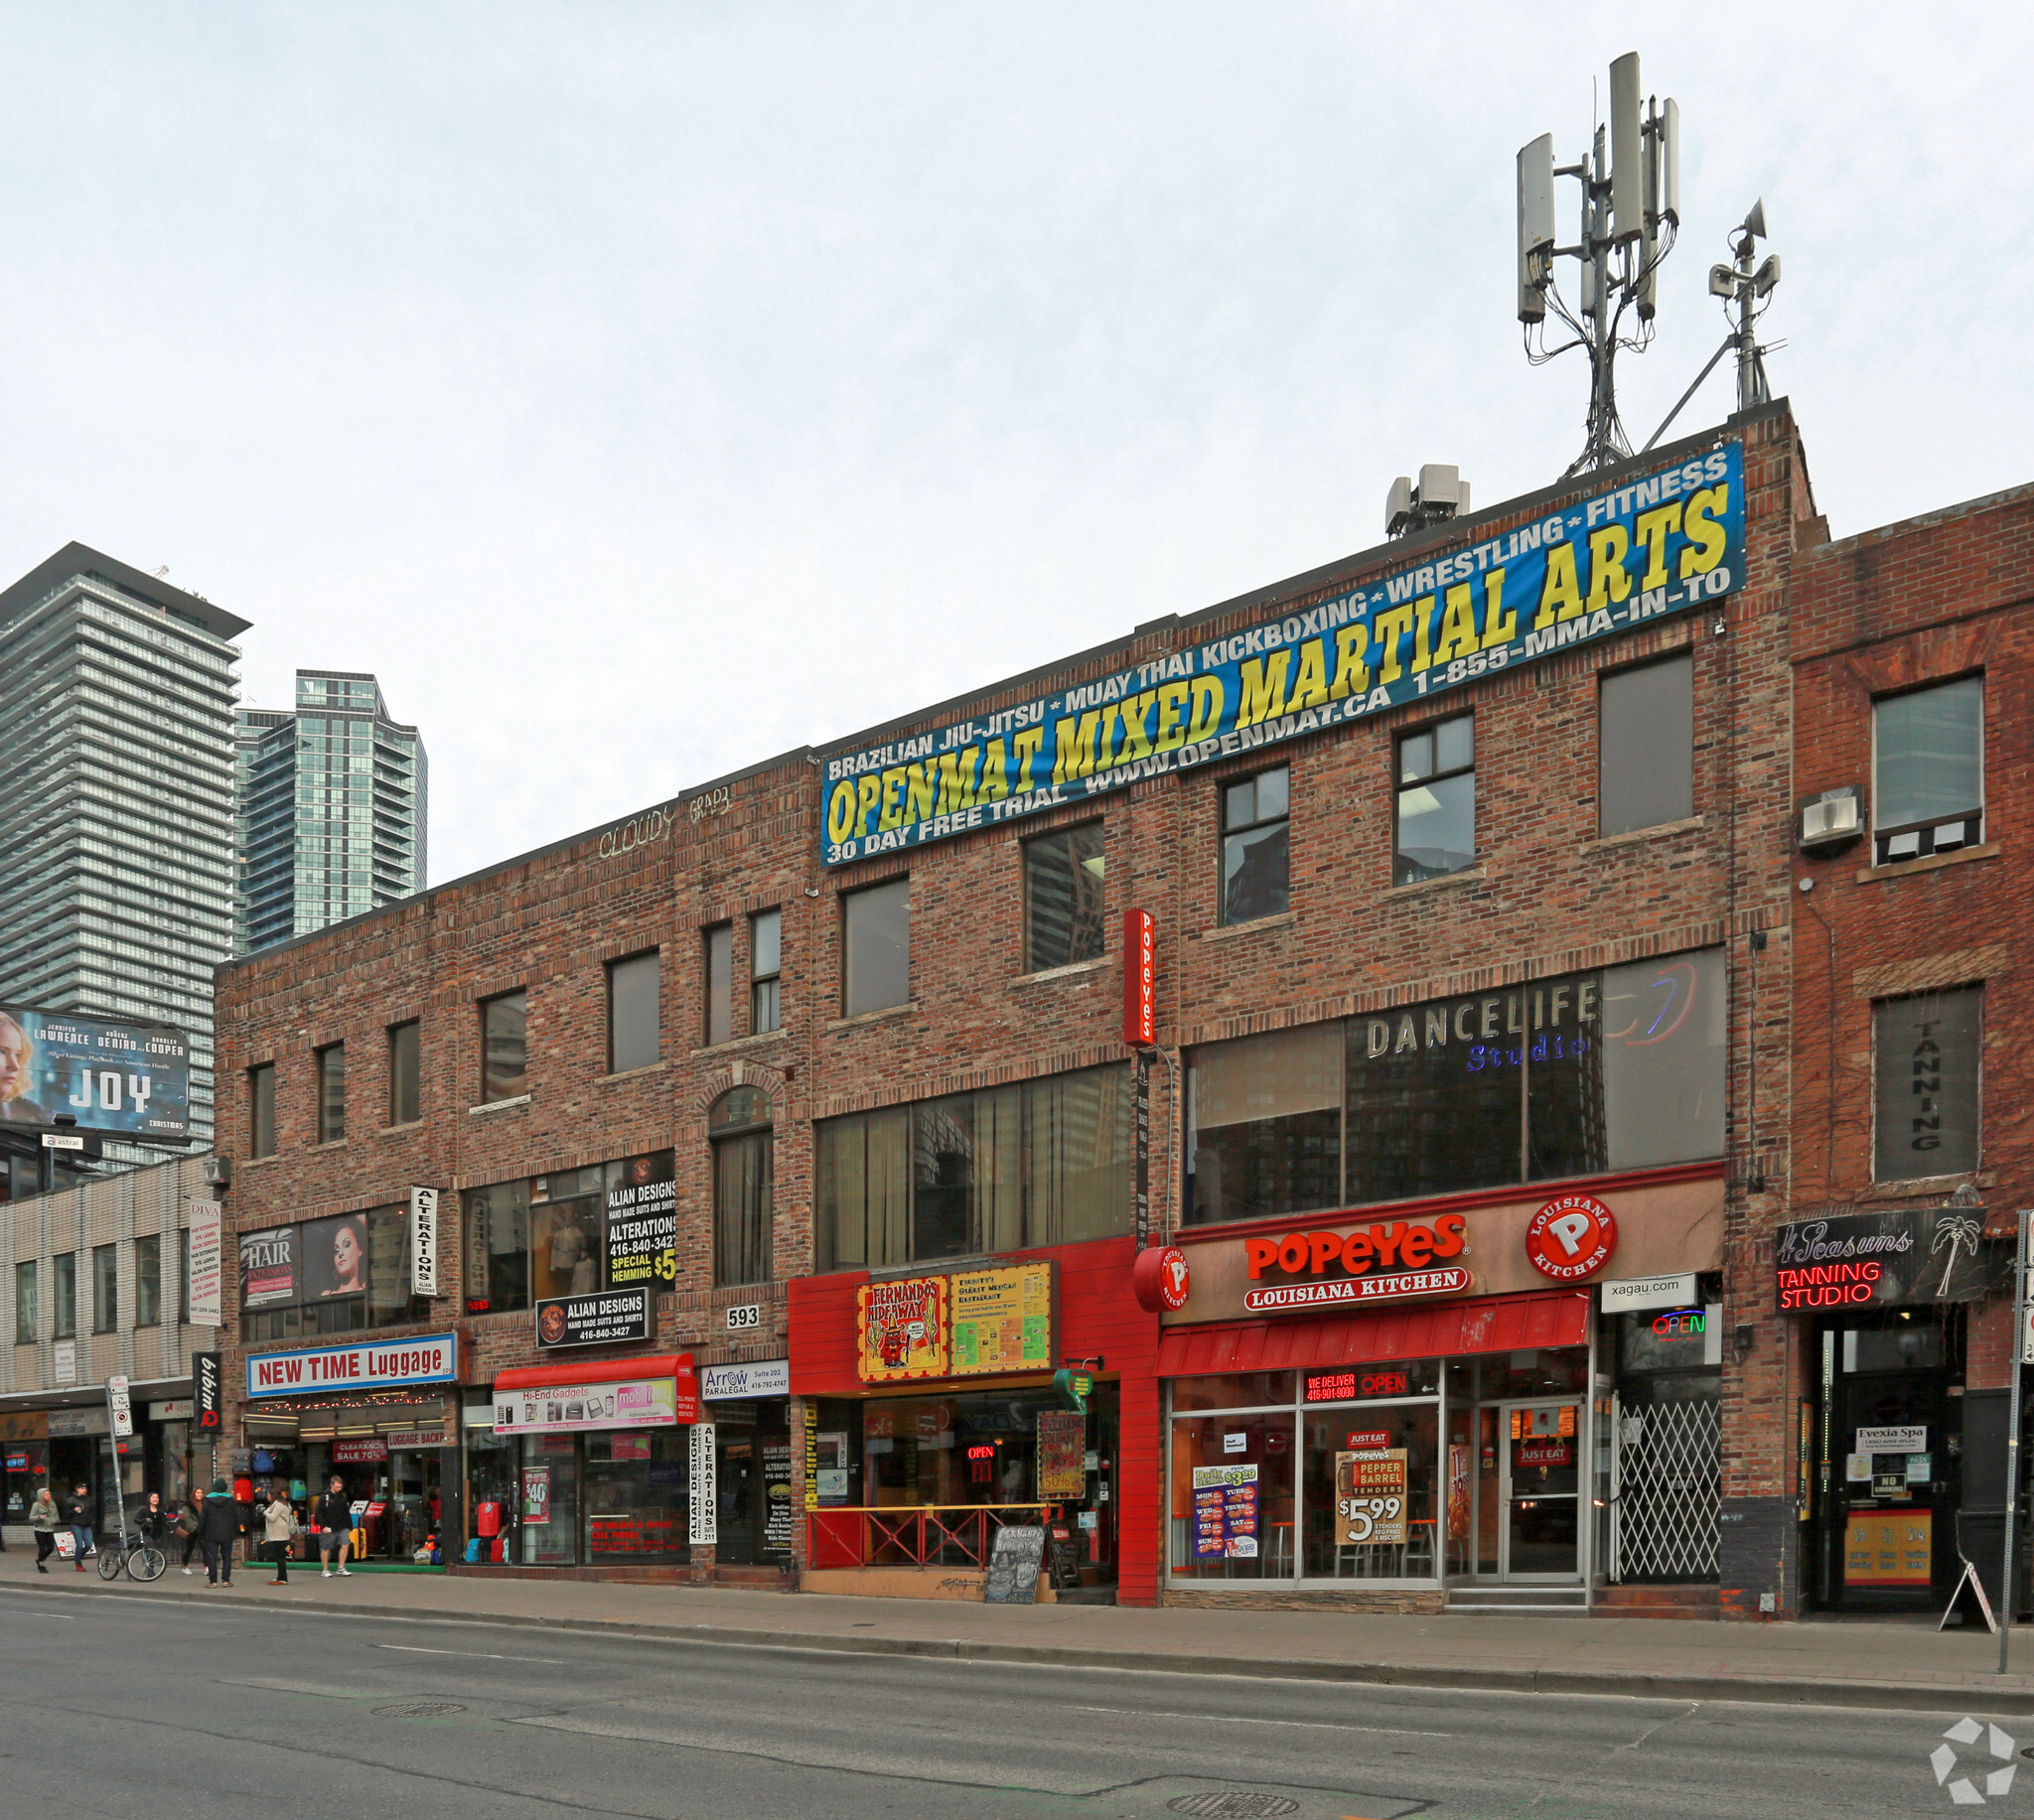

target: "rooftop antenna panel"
[1609,53,1644,242]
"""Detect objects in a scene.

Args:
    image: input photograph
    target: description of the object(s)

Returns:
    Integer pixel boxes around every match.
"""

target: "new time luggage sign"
[819,444,1744,866]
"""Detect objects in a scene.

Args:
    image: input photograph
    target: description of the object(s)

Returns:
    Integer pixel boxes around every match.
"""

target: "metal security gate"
[1608,1395,1720,1583]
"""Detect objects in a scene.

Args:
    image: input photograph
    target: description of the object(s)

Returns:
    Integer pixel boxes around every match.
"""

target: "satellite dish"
[1741,198,1767,241]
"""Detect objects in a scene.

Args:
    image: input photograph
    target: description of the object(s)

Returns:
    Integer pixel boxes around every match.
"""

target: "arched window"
[710,1087,773,1287]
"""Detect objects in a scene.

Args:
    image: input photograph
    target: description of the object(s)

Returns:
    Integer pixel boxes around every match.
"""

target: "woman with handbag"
[260,1486,299,1585]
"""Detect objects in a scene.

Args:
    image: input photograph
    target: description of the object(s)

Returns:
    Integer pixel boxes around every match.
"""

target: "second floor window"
[751,910,783,1035]
[1874,986,1981,1181]
[704,925,733,1046]
[248,1063,277,1159]
[1599,654,1693,836]
[464,1151,676,1315]
[1222,766,1289,922]
[92,1243,118,1332]
[481,990,526,1103]
[14,1259,35,1344]
[387,1021,420,1125]
[711,1087,774,1287]
[1025,824,1105,970]
[53,1251,75,1338]
[1394,713,1475,885]
[239,1206,425,1341]
[843,879,910,1017]
[136,1234,161,1327]
[316,1043,346,1143]
[1874,676,1983,865]
[608,950,661,1072]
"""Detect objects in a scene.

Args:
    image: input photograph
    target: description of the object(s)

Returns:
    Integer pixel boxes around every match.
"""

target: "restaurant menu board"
[1336,1448,1408,1546]
[1191,1464,1259,1560]
[1036,1410,1087,1498]
[857,1277,948,1381]
[950,1262,1054,1374]
[984,1523,1047,1604]
[1844,1509,1933,1587]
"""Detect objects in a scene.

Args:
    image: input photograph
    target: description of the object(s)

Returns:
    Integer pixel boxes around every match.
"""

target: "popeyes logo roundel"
[1132,1244,1192,1313]
[1525,1193,1618,1281]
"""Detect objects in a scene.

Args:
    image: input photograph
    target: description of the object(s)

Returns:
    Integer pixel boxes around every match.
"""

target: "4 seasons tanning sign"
[818,444,1745,867]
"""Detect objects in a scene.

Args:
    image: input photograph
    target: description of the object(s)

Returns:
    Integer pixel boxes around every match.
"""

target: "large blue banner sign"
[821,442,1745,867]
[0,1003,190,1140]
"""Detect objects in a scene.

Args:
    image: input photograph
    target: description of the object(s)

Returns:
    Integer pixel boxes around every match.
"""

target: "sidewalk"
[12,1561,2034,1717]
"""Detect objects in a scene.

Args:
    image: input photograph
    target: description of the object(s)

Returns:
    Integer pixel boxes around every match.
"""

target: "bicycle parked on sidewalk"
[96,1530,168,1583]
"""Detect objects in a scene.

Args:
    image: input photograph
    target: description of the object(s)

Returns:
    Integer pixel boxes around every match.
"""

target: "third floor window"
[480,991,527,1103]
[1874,676,1983,866]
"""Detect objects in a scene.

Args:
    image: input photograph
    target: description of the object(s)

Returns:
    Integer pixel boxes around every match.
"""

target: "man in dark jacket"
[199,1477,239,1587]
[63,1483,94,1573]
[313,1474,355,1578]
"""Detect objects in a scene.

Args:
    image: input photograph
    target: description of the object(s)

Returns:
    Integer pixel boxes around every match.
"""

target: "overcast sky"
[3,6,2025,885]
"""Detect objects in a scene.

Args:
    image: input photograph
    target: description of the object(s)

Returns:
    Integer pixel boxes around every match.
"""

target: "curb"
[10,1579,2032,1718]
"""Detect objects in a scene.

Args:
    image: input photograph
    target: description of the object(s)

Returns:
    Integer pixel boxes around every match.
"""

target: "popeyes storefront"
[1155,1166,1723,1610]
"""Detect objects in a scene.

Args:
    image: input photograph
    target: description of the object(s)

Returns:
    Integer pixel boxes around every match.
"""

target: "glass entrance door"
[1500,1399,1581,1581]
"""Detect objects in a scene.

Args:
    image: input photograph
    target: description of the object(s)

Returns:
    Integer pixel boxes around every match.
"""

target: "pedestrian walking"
[199,1477,238,1587]
[260,1486,299,1585]
[314,1474,354,1578]
[63,1481,94,1572]
[29,1485,62,1574]
[179,1486,206,1575]
[137,1490,169,1547]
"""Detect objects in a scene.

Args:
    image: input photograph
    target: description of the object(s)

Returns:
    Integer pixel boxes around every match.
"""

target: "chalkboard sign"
[983,1524,1046,1604]
[1047,1533,1084,1590]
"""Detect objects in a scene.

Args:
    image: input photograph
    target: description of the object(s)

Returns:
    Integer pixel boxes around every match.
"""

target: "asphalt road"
[0,1586,2002,1819]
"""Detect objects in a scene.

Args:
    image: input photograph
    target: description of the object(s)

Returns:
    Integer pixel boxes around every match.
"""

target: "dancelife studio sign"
[819,444,1745,866]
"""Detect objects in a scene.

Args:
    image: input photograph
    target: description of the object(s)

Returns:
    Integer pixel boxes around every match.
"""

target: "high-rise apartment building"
[0,544,246,1167]
[234,671,427,954]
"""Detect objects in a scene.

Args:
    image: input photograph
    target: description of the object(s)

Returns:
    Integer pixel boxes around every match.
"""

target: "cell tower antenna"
[1516,52,1681,476]
[1640,200,1784,455]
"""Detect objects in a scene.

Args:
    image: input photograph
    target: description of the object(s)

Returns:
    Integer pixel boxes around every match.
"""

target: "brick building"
[1780,481,2034,1615]
[214,402,1814,1610]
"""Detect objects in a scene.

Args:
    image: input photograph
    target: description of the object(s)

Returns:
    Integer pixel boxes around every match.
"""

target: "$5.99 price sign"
[1336,1448,1408,1545]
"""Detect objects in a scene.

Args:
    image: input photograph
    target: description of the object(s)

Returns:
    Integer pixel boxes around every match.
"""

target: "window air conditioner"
[1799,786,1863,853]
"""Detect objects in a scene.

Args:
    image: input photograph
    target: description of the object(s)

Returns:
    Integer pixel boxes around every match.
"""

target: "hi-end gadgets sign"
[818,445,1744,865]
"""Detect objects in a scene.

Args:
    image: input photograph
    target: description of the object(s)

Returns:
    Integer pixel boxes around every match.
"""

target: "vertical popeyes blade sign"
[1123,910,1155,1248]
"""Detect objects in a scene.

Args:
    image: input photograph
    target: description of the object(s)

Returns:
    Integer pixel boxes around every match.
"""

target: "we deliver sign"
[247,1333,458,1399]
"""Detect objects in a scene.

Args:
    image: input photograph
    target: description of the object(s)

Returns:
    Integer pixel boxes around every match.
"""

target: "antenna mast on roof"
[1517,52,1679,477]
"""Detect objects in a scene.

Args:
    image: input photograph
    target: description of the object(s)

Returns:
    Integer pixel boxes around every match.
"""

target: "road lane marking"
[1069,1705,1451,1738]
[374,1644,568,1664]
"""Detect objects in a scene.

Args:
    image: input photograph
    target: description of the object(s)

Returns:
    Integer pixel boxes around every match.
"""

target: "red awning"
[494,1352,693,1391]
[1157,1291,1588,1378]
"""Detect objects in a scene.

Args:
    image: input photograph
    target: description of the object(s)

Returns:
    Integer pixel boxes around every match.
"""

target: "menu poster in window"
[764,1441,796,1551]
[238,1226,298,1308]
[857,1277,948,1381]
[1447,1442,1471,1541]
[521,1469,550,1523]
[1336,1448,1408,1545]
[949,1262,1054,1375]
[606,1151,678,1289]
[1190,1463,1259,1560]
[1036,1410,1087,1499]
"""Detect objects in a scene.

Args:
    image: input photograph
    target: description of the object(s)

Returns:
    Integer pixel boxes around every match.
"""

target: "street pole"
[2000,1208,2028,1675]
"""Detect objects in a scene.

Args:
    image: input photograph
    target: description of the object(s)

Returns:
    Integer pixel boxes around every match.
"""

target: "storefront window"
[1301,1402,1439,1579]
[466,1179,532,1314]
[816,1064,1131,1269]
[467,1154,678,1316]
[519,1435,579,1563]
[244,1206,420,1338]
[1171,1371,1296,1412]
[584,1428,687,1562]
[531,1181,603,1302]
[1168,1411,1297,1579]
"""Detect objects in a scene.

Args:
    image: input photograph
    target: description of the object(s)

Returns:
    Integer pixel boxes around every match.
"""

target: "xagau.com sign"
[1933,1718,2016,1805]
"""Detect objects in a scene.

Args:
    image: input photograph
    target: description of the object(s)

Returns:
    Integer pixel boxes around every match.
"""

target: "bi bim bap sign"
[820,443,1744,866]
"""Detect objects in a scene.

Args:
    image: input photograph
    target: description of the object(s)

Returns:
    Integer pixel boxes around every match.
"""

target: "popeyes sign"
[1242,1215,1471,1315]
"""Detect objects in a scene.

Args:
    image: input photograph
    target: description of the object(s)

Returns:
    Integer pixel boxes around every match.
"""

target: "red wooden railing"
[805,1503,1055,1570]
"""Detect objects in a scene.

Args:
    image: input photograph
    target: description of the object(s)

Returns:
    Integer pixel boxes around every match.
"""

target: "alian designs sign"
[246,1333,457,1399]
[818,445,1745,867]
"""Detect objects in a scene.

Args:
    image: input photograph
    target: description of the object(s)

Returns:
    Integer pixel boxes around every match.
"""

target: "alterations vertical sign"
[409,1188,440,1298]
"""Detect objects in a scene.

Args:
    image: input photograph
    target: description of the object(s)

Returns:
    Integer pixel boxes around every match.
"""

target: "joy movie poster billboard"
[0,1004,190,1139]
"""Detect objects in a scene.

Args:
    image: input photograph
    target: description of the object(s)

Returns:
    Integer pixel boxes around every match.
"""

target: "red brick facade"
[216,402,1820,1608]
